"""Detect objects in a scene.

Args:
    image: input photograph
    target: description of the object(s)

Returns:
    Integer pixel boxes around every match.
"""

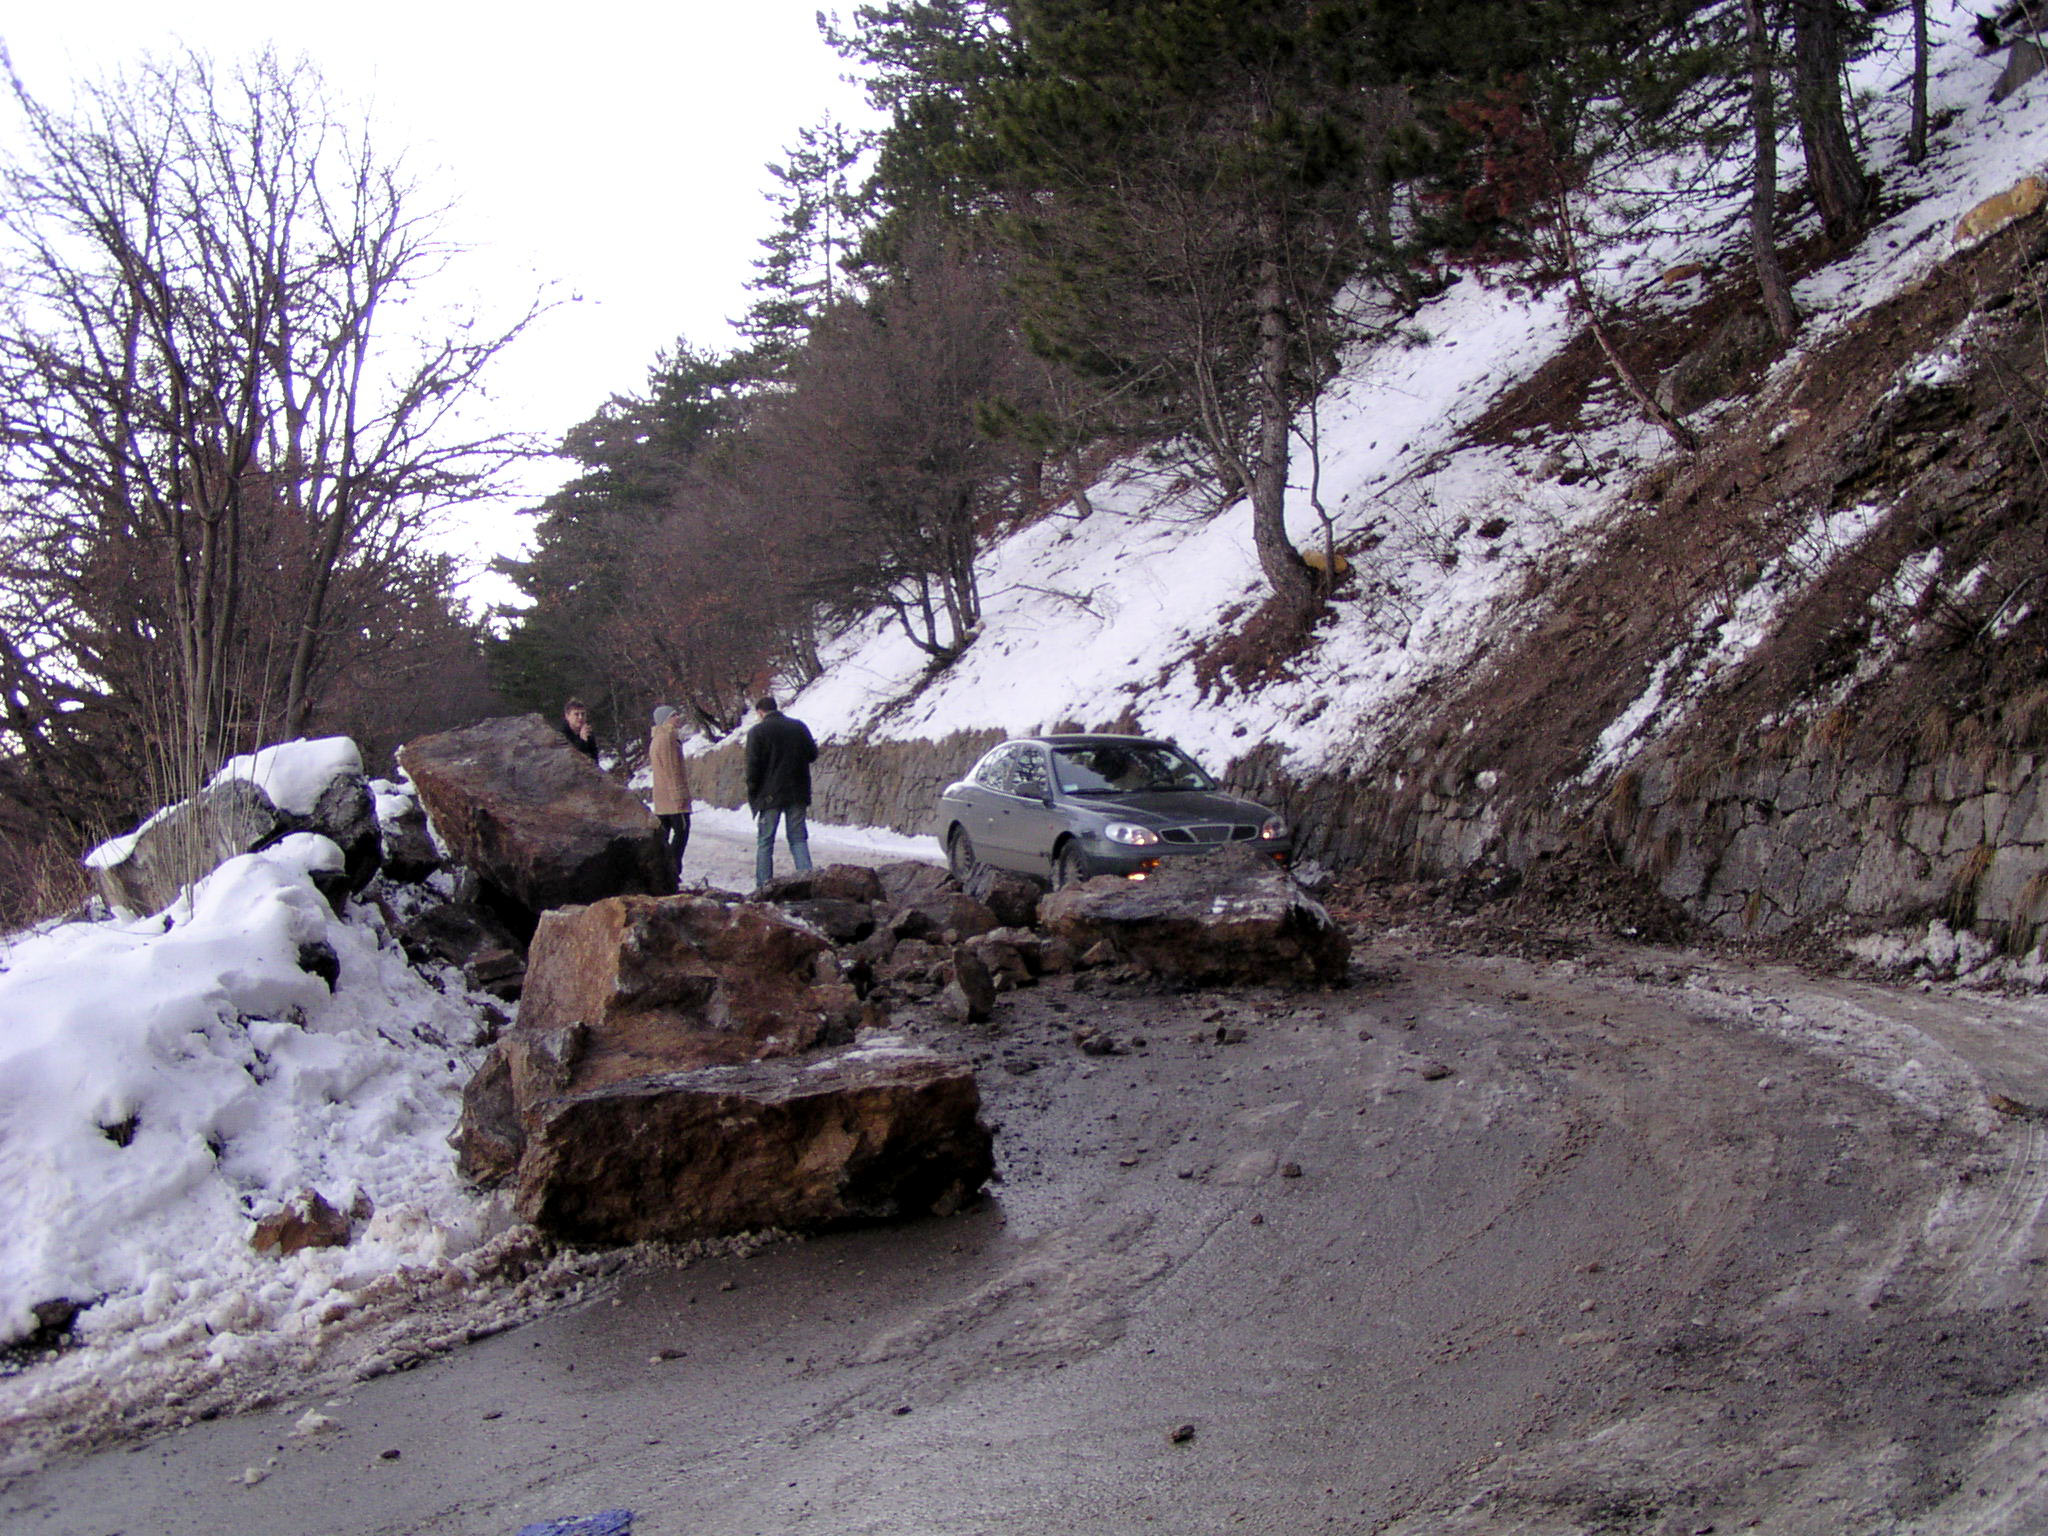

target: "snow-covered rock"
[86,737,382,915]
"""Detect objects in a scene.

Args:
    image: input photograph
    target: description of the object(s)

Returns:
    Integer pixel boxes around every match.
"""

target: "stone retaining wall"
[1622,745,2048,942]
[691,729,1006,838]
[1234,738,2048,949]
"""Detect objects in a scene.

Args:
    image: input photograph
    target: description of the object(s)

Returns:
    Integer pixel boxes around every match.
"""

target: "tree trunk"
[1790,0,1874,243]
[1907,0,1929,166]
[1746,0,1802,341]
[1552,189,1699,454]
[1251,213,1314,620]
[283,491,353,737]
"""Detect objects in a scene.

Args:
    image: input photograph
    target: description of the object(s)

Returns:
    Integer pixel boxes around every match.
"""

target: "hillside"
[694,5,2048,980]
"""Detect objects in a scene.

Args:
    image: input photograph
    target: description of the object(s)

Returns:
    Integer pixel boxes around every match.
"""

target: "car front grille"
[1159,824,1256,845]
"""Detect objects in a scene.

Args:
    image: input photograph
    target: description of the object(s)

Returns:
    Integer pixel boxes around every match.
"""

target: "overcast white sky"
[2,3,881,607]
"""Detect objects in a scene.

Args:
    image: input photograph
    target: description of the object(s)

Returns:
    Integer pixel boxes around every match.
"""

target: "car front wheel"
[1053,841,1089,889]
[947,826,980,883]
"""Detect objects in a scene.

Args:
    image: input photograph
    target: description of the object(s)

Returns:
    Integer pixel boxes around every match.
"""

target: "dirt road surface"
[8,861,2048,1533]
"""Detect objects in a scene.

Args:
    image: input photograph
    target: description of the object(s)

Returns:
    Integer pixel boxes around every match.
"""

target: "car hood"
[1069,789,1269,827]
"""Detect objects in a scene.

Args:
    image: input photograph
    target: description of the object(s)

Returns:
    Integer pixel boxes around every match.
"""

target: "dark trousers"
[659,812,691,884]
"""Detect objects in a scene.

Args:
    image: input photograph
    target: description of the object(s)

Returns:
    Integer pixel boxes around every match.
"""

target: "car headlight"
[1259,816,1288,840]
[1103,822,1160,847]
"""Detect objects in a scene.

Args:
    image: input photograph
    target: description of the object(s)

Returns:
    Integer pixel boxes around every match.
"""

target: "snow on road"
[679,804,941,893]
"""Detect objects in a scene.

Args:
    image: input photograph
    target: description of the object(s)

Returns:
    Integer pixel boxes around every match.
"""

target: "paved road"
[11,933,2048,1534]
[678,805,942,893]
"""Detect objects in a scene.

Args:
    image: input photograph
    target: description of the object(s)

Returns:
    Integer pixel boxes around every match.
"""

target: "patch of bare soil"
[1382,213,2048,842]
[1459,229,1832,451]
[1186,586,1344,701]
[1329,849,1697,965]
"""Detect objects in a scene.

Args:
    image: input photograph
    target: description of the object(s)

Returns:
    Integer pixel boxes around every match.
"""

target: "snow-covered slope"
[762,3,2048,788]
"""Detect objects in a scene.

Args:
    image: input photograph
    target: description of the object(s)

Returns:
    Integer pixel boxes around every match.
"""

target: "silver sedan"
[937,733,1291,888]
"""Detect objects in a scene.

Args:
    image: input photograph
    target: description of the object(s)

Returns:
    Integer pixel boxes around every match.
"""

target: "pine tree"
[1789,0,1877,244]
[488,346,766,725]
[741,117,873,359]
[979,0,1391,622]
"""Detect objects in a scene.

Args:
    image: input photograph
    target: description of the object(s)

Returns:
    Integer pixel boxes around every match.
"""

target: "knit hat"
[652,705,677,726]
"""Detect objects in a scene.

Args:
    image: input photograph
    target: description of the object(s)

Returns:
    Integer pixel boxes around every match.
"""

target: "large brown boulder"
[450,891,991,1243]
[397,714,671,931]
[515,893,862,1084]
[510,1045,994,1243]
[1037,844,1351,986]
[460,888,987,1236]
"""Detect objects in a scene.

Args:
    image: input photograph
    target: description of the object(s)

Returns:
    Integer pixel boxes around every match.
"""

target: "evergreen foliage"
[742,117,874,359]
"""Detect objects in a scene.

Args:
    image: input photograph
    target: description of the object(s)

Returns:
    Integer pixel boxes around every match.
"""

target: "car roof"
[1009,733,1174,751]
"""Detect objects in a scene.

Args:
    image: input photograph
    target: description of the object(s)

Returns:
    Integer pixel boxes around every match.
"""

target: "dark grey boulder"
[964,866,1044,928]
[372,780,441,884]
[86,760,380,917]
[1993,38,2045,103]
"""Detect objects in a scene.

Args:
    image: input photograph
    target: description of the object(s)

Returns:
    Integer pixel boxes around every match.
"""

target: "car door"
[977,745,1034,872]
[950,745,1013,856]
[1002,745,1058,877]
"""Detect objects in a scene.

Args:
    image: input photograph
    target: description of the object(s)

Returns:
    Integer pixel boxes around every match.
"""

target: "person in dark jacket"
[559,698,599,762]
[745,695,817,887]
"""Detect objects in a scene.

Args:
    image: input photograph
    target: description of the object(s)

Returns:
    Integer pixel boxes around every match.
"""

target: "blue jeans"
[755,803,811,887]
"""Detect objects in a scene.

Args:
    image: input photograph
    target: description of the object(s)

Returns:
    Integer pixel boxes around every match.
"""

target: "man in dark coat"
[745,695,818,887]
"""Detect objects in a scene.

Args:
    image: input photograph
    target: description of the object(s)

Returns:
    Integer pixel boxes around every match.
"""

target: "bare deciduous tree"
[750,239,1038,662]
[0,46,536,816]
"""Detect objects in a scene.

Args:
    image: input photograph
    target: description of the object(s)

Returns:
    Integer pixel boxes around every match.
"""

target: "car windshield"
[1053,742,1215,795]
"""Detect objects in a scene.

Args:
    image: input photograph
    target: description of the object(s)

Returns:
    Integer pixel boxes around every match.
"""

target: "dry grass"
[0,831,96,935]
[1603,767,1643,824]
[1803,707,1855,761]
[1187,591,1332,701]
[1999,686,2048,748]
[1916,706,1956,758]
[1946,843,1998,926]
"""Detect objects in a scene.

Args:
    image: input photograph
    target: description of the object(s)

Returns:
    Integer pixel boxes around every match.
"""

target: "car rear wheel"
[947,826,980,883]
[1053,841,1089,889]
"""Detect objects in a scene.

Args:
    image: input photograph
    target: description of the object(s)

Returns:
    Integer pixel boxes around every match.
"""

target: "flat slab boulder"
[510,1041,994,1244]
[757,864,887,904]
[397,714,671,928]
[1037,844,1350,986]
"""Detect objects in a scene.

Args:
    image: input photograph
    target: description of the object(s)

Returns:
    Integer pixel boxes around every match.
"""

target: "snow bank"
[0,835,491,1355]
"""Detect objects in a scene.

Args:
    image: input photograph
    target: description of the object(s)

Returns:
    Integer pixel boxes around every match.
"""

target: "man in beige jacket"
[649,705,692,884]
